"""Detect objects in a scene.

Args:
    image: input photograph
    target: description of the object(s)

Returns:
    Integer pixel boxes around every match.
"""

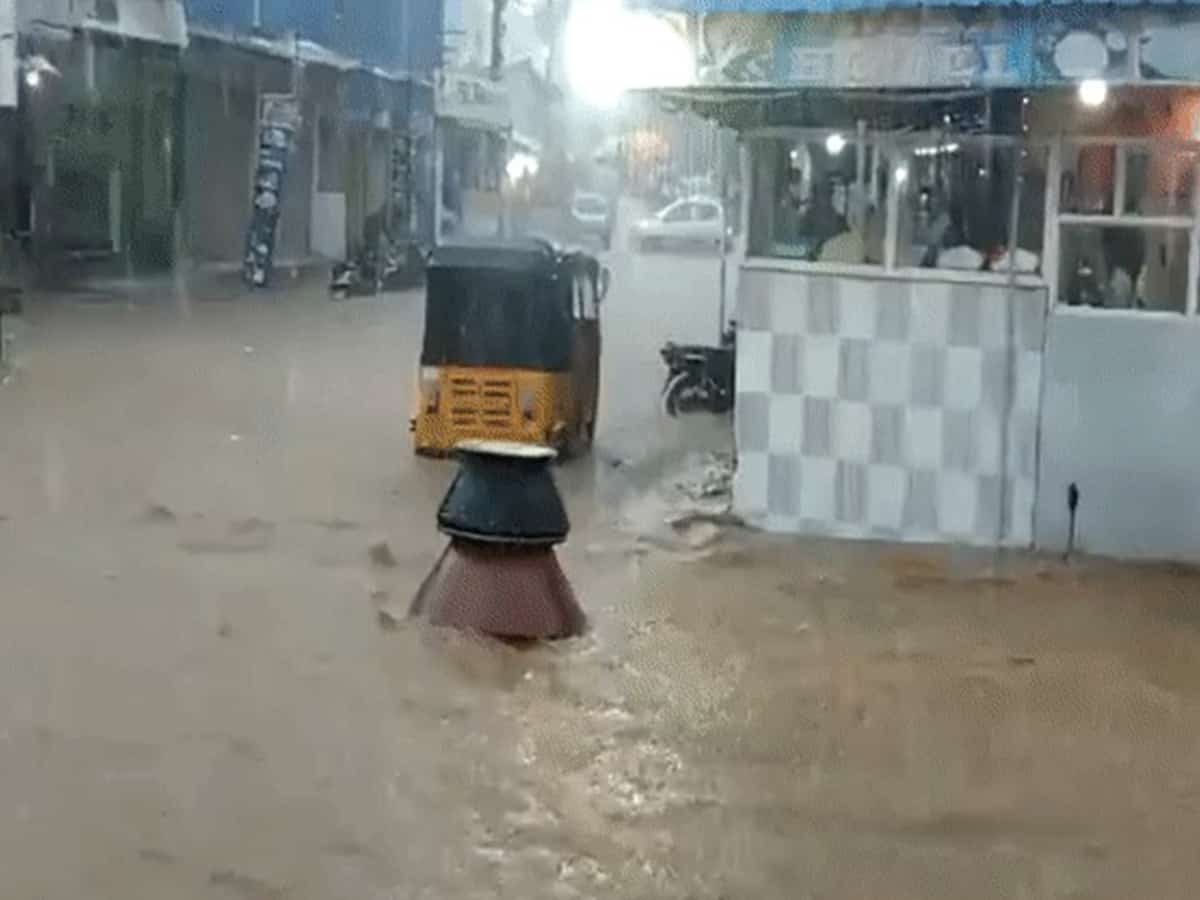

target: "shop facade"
[643,1,1200,560]
[182,0,440,272]
[436,67,510,239]
[14,1,188,273]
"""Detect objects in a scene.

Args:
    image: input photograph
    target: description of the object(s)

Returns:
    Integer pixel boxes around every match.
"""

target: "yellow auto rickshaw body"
[412,240,605,457]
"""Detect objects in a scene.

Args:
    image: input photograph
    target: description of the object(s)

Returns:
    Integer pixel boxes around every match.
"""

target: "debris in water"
[674,451,734,502]
[665,509,744,531]
[681,520,720,550]
[217,622,234,639]
[368,541,397,568]
[377,607,403,631]
[208,868,282,899]
[228,433,243,443]
[140,503,177,524]
[315,517,359,532]
[230,517,273,537]
[137,848,176,866]
[1008,655,1036,667]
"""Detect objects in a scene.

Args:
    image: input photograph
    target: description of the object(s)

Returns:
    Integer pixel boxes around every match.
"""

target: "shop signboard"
[639,5,1200,90]
[771,13,1031,88]
[243,94,300,288]
[0,0,14,109]
[437,69,510,131]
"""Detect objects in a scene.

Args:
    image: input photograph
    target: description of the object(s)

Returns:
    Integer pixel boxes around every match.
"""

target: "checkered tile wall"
[734,269,1047,546]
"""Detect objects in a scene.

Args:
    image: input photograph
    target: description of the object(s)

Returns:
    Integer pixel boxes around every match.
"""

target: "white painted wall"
[1037,310,1200,561]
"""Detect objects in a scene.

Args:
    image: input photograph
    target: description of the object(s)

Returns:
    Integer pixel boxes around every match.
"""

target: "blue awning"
[630,0,1200,89]
[637,0,1200,10]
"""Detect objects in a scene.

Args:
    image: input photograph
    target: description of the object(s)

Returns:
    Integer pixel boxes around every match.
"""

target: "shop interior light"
[913,142,960,158]
[1078,78,1108,108]
[825,132,847,155]
[20,55,61,90]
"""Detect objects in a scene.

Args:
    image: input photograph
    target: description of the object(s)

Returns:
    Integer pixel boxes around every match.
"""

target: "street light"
[825,132,846,156]
[564,0,692,108]
[20,55,60,90]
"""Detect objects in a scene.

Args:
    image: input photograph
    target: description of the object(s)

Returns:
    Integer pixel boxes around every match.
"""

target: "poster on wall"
[1030,9,1132,84]
[1139,15,1200,82]
[243,94,300,288]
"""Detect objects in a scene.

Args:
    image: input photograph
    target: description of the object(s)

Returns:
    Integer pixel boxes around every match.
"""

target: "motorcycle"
[659,323,736,417]
[331,237,426,299]
[0,285,20,371]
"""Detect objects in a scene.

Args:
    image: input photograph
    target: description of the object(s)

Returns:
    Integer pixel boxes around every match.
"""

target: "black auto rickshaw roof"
[422,238,598,373]
[428,238,598,276]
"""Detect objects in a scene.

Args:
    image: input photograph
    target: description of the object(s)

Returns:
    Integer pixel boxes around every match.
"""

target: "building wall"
[443,0,493,69]
[181,42,313,264]
[1036,311,1200,561]
[20,31,182,269]
[187,0,442,74]
[182,53,256,262]
[735,266,1045,546]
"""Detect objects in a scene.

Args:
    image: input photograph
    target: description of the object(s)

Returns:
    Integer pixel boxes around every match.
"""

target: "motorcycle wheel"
[662,372,699,418]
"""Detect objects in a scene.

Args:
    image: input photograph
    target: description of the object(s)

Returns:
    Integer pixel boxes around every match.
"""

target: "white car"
[570,191,613,249]
[632,196,727,252]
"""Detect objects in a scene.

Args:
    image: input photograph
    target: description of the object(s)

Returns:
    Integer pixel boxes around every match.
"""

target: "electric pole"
[490,0,507,81]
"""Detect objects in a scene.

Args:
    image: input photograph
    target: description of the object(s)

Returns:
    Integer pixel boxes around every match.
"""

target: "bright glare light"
[825,133,847,156]
[23,69,40,89]
[1078,78,1108,108]
[506,152,539,182]
[564,0,693,108]
[895,165,909,186]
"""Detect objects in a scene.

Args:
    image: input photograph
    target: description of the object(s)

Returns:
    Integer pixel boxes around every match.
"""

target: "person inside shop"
[776,169,848,260]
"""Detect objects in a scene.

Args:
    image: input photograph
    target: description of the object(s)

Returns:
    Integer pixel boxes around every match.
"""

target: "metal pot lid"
[454,440,557,461]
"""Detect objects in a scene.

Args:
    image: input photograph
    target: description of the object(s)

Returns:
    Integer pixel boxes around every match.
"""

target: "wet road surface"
[2,256,1200,898]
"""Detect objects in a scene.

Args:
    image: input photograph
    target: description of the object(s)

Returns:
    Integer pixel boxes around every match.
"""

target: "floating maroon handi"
[410,441,586,640]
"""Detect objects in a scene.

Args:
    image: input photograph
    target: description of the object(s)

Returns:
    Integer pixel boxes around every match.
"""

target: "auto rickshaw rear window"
[422,266,573,371]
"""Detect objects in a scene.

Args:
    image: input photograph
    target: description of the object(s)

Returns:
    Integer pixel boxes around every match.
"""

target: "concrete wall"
[182,49,257,263]
[735,265,1046,546]
[182,44,312,265]
[1037,311,1200,561]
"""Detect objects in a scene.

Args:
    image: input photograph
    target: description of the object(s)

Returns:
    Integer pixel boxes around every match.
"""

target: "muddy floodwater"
[2,282,1200,898]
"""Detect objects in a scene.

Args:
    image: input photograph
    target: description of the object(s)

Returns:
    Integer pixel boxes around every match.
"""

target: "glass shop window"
[752,137,889,266]
[897,141,1047,273]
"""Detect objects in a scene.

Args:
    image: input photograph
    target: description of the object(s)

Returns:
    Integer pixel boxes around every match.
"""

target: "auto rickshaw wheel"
[563,418,595,460]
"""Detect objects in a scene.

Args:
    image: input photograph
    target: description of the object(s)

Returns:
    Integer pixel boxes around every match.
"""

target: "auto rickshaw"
[412,239,609,457]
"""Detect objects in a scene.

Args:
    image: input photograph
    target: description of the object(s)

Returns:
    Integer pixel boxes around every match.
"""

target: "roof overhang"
[21,0,188,47]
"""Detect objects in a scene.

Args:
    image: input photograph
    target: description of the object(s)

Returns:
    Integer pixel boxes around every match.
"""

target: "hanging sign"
[243,94,300,288]
[390,134,413,236]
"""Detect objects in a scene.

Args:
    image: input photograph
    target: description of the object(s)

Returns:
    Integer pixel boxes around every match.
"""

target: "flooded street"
[2,266,1200,899]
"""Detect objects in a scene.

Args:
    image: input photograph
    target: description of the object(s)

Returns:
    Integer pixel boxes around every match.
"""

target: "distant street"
[591,198,737,465]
